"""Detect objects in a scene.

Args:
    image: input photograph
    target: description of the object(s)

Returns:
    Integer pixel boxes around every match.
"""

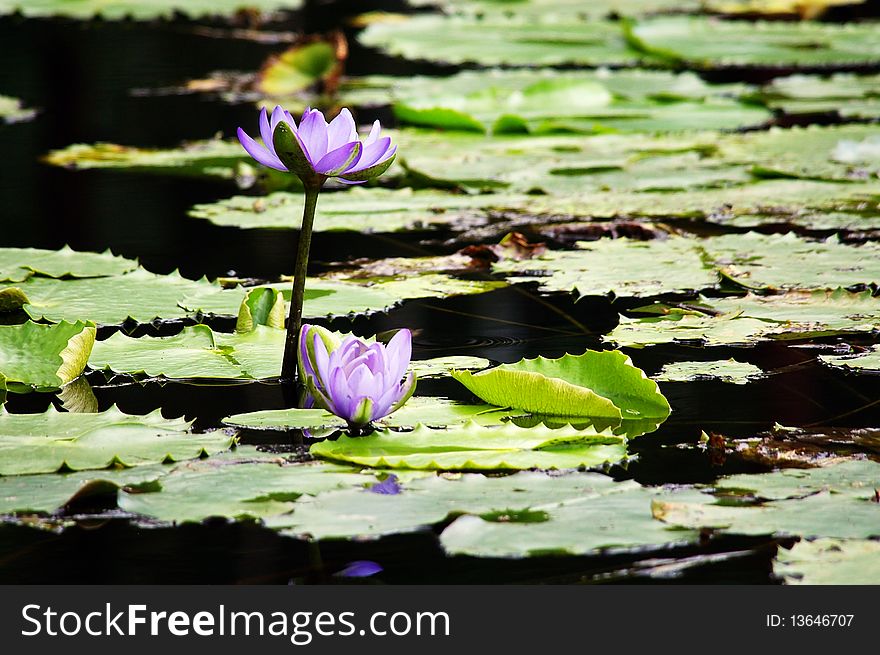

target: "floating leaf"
[705,0,864,19]
[495,236,718,299]
[440,482,696,557]
[0,465,169,515]
[189,188,514,232]
[310,421,628,471]
[357,69,769,135]
[0,0,302,20]
[655,359,764,385]
[118,453,365,523]
[256,42,338,96]
[0,406,231,476]
[0,246,137,284]
[224,396,519,431]
[610,289,880,347]
[0,321,95,391]
[272,470,643,540]
[627,17,880,68]
[820,345,880,373]
[452,350,671,421]
[763,73,880,121]
[774,538,880,585]
[359,14,639,68]
[236,287,285,332]
[13,268,216,326]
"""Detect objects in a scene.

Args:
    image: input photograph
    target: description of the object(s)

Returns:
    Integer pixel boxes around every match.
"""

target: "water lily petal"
[326,108,358,152]
[386,329,412,384]
[297,108,329,165]
[314,141,362,176]
[364,120,381,147]
[237,127,287,171]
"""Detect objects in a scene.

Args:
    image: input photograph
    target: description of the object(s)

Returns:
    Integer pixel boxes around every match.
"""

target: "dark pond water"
[1,5,879,583]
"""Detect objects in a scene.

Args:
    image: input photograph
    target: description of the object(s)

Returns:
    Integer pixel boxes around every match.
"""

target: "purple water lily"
[237,106,396,185]
[236,105,398,382]
[298,324,416,427]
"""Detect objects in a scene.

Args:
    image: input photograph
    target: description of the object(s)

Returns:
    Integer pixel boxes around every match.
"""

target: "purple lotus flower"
[237,106,396,186]
[298,325,416,427]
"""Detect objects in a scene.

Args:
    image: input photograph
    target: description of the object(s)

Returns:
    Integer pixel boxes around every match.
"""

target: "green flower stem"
[281,184,321,382]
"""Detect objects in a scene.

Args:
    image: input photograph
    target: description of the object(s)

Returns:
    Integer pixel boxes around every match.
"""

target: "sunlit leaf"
[655,359,764,384]
[775,538,880,585]
[0,321,95,391]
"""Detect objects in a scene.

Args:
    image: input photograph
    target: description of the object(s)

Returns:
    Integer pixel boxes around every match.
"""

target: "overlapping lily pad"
[0,95,36,124]
[609,289,880,347]
[189,187,513,232]
[774,538,880,584]
[351,69,769,135]
[0,246,137,283]
[494,236,718,299]
[763,73,880,121]
[820,345,880,373]
[13,268,216,326]
[652,460,880,539]
[0,0,302,20]
[440,481,697,557]
[0,321,95,391]
[655,359,764,384]
[452,350,671,421]
[272,470,648,540]
[626,17,880,68]
[0,406,232,476]
[118,454,364,524]
[310,421,628,471]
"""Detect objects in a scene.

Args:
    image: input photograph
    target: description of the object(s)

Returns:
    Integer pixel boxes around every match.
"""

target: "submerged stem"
[281,184,321,382]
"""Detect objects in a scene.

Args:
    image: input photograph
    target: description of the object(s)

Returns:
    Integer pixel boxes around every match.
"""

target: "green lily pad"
[655,359,764,385]
[359,14,639,68]
[626,16,880,68]
[653,460,880,539]
[763,73,880,121]
[0,465,169,515]
[440,482,697,557]
[310,421,628,471]
[118,454,365,524]
[0,0,302,20]
[272,470,645,540]
[405,0,700,19]
[357,68,769,135]
[256,42,337,97]
[0,321,95,391]
[820,345,880,373]
[189,188,515,232]
[494,236,718,299]
[0,246,137,284]
[0,95,36,124]
[452,350,671,421]
[0,406,232,476]
[609,289,880,347]
[12,268,216,326]
[774,538,880,585]
[224,396,523,431]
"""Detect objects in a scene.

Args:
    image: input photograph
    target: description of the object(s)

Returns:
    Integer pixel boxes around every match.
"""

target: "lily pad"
[763,73,880,121]
[0,246,137,283]
[609,289,880,347]
[118,455,363,524]
[655,359,764,385]
[189,188,515,232]
[310,421,628,471]
[357,68,770,135]
[451,350,671,421]
[626,17,880,68]
[223,396,520,431]
[774,538,880,585]
[0,95,36,124]
[0,321,95,391]
[494,236,718,299]
[359,14,639,68]
[272,470,644,540]
[0,465,169,515]
[440,482,697,557]
[820,345,880,373]
[13,268,216,326]
[0,0,302,20]
[0,406,232,476]
[256,42,338,97]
